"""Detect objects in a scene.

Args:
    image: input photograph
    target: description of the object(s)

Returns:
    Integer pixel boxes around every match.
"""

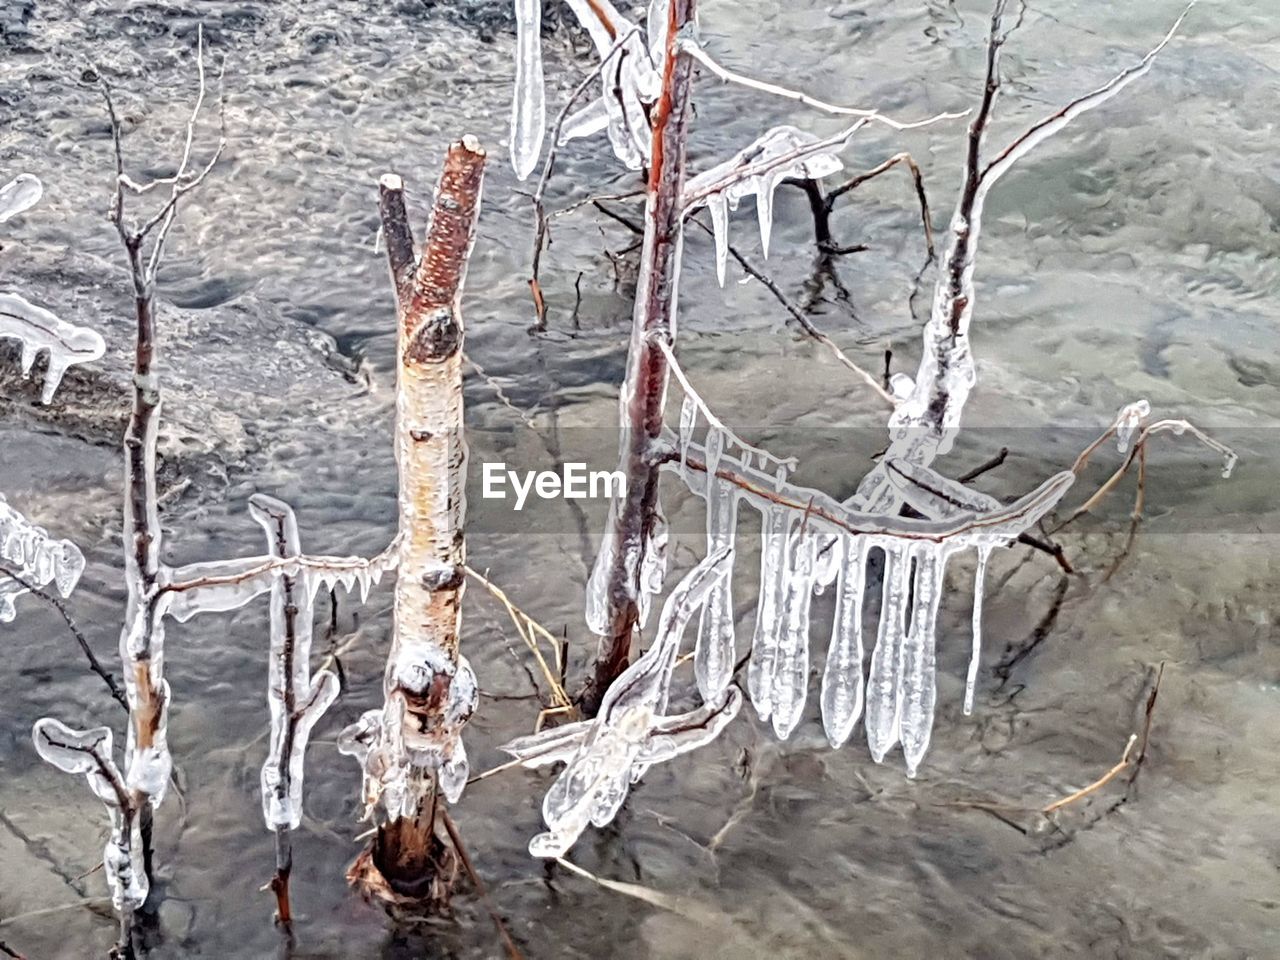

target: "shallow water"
[1,1,1278,957]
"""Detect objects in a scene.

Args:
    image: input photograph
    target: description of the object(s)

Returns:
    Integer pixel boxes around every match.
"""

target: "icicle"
[812,535,841,592]
[645,0,669,68]
[584,525,616,635]
[964,545,992,716]
[900,544,950,777]
[602,49,646,171]
[748,503,792,719]
[0,173,42,223]
[866,542,910,763]
[560,98,611,143]
[757,171,777,257]
[709,194,730,286]
[638,501,669,626]
[820,536,868,747]
[694,467,739,700]
[677,392,697,486]
[769,524,818,739]
[510,0,546,181]
[0,292,106,404]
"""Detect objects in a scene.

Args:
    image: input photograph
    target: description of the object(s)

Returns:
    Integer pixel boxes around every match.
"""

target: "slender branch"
[687,215,895,406]
[681,39,969,131]
[824,151,935,259]
[981,3,1196,187]
[1,569,128,711]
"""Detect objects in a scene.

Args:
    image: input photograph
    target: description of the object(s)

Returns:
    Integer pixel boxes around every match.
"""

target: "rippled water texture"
[1,1,1277,957]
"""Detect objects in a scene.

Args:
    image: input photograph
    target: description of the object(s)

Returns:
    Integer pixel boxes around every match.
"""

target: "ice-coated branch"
[0,174,107,403]
[162,545,397,621]
[339,137,485,901]
[503,548,741,858]
[681,124,854,285]
[79,33,229,950]
[580,0,699,717]
[0,494,86,621]
[31,719,146,946]
[847,0,1195,519]
[249,495,339,926]
[662,435,1073,548]
[681,38,969,132]
[0,293,107,404]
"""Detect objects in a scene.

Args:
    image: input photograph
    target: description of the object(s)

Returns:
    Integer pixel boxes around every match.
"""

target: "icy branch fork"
[32,720,147,912]
[338,138,486,824]
[501,548,742,858]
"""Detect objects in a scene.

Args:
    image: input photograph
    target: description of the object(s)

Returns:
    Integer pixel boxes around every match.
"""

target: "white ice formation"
[503,547,741,858]
[0,494,86,621]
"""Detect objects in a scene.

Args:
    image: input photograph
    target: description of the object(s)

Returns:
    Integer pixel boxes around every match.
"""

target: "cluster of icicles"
[504,382,1076,858]
[0,173,106,403]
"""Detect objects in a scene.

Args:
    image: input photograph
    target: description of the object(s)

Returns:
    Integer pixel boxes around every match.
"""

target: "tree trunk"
[580,0,699,716]
[354,137,485,901]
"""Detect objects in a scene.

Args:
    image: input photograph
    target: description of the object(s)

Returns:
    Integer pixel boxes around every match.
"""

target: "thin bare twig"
[440,811,524,960]
[686,215,896,406]
[1,569,128,711]
[824,151,935,259]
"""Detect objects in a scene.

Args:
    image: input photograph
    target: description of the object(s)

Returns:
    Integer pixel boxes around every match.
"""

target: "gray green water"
[0,1,1277,957]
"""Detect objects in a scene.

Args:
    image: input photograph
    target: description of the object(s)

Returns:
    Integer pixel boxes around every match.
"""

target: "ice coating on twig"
[249,495,340,831]
[338,646,479,814]
[681,125,845,284]
[660,401,1074,774]
[504,548,738,858]
[32,719,148,911]
[0,493,86,621]
[0,292,106,403]
[1115,400,1151,455]
[163,547,396,623]
[0,174,42,222]
[510,0,545,180]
